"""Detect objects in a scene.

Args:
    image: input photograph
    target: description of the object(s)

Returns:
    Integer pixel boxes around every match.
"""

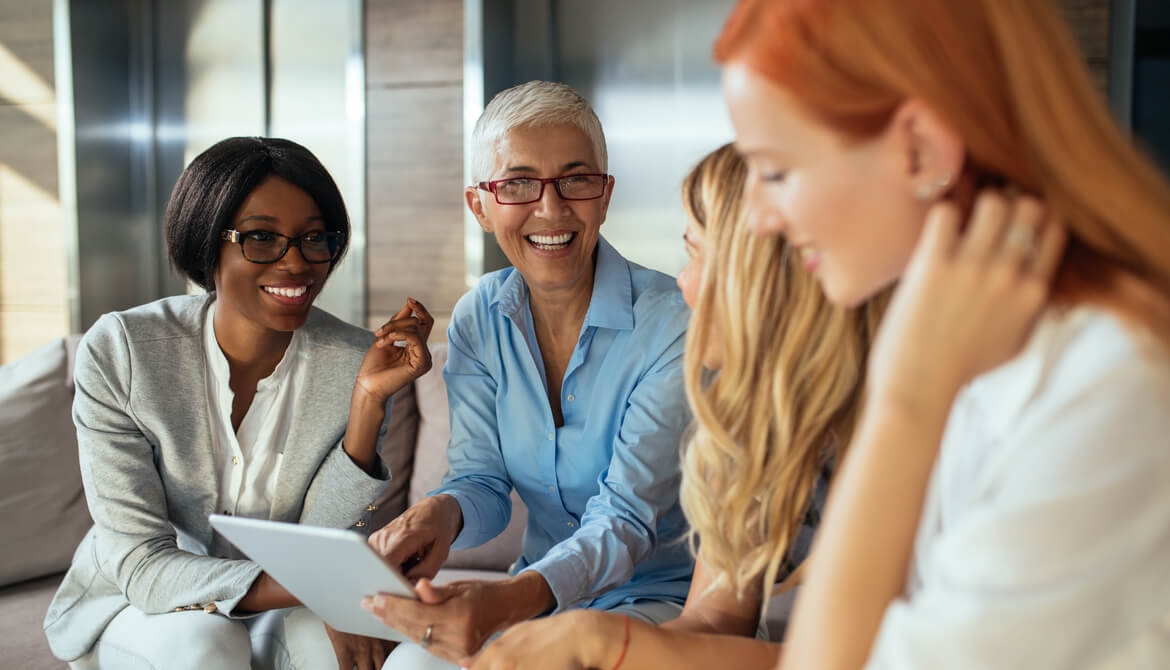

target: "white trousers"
[382,599,685,670]
[68,605,336,670]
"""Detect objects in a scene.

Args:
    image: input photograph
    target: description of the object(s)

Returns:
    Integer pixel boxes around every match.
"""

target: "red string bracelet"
[611,614,631,670]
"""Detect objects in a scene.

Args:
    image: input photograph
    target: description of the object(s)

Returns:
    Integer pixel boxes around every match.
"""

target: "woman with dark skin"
[44,137,433,670]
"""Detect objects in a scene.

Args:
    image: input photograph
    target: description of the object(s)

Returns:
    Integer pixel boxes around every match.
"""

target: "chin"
[819,273,869,308]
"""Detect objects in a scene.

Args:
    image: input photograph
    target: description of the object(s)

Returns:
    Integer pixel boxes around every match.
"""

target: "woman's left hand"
[469,609,615,670]
[868,191,1066,415]
[355,297,435,404]
[323,623,394,670]
[362,578,509,667]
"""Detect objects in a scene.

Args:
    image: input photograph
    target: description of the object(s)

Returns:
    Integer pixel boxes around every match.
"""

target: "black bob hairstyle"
[165,136,350,291]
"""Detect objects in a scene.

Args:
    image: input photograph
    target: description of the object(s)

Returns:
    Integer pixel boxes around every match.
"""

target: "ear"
[889,99,965,200]
[464,186,494,233]
[598,175,616,226]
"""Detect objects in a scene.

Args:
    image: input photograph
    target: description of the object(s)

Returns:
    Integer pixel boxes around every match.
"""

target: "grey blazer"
[43,294,392,661]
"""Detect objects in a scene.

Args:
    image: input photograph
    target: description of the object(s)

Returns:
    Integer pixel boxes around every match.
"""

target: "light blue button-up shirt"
[434,236,694,612]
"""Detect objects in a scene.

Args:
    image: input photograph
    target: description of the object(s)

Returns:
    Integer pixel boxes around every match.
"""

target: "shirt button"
[231,456,240,466]
[548,486,555,493]
[567,521,575,528]
[548,432,554,440]
[566,394,575,402]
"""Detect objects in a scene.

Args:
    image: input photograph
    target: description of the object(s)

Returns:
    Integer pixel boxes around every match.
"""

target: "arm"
[779,195,1070,669]
[473,601,780,670]
[430,306,514,550]
[366,298,513,578]
[302,299,434,531]
[664,556,763,637]
[522,327,692,612]
[74,315,263,616]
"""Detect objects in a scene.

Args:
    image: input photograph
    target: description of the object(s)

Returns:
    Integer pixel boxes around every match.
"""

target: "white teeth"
[264,286,307,298]
[526,232,573,247]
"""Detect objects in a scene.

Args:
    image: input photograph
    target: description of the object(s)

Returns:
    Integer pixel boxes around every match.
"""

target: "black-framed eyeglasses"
[220,229,345,264]
[476,173,610,205]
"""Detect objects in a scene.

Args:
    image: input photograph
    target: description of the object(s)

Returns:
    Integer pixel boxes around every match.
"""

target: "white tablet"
[209,514,416,641]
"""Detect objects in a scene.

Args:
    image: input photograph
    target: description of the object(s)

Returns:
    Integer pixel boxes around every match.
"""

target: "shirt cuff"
[432,486,493,550]
[521,550,591,613]
[213,561,265,619]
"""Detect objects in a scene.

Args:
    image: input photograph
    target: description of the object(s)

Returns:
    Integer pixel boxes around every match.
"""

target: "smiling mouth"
[261,283,312,306]
[263,285,308,298]
[525,232,576,251]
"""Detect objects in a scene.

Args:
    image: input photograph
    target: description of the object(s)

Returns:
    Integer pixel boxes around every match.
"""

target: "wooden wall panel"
[367,0,463,87]
[365,0,465,336]
[1056,0,1112,93]
[0,0,68,364]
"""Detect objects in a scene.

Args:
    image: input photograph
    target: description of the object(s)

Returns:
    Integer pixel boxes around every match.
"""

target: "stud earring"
[916,174,953,200]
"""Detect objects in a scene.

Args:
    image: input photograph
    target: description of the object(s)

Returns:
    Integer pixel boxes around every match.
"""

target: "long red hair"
[716,0,1170,342]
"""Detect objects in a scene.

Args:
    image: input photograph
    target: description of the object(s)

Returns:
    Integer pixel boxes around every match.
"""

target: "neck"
[527,251,596,341]
[212,302,294,379]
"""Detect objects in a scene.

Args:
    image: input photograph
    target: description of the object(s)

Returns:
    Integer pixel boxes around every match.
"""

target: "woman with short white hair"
[363,80,695,669]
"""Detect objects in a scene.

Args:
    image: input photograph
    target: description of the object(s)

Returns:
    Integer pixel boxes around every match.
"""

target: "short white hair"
[471,80,608,183]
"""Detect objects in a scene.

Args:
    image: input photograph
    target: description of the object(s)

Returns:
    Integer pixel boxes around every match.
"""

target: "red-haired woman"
[715,1,1170,669]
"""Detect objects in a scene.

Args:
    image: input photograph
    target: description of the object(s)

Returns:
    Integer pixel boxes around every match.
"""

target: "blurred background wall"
[1,0,1162,363]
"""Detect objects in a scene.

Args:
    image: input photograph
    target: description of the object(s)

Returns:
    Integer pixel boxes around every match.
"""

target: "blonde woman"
[714,0,1170,668]
[471,144,886,670]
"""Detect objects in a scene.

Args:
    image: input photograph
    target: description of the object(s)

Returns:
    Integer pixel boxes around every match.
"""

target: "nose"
[533,180,570,218]
[276,242,312,273]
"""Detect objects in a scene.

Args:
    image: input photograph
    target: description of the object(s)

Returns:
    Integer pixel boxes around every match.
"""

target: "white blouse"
[203,302,305,520]
[866,308,1170,669]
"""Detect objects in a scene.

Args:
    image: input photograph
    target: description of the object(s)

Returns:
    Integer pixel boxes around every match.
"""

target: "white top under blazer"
[865,308,1170,669]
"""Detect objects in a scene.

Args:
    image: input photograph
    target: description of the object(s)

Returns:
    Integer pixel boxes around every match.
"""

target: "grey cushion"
[0,336,91,587]
[370,381,419,529]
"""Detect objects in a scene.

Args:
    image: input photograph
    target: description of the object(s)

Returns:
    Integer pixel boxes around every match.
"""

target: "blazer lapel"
[269,313,357,522]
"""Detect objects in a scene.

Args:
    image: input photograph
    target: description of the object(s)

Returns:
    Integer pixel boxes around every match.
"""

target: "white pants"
[382,599,685,670]
[68,605,335,670]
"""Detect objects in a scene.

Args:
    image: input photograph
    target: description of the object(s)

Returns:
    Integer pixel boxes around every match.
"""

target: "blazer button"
[366,504,378,512]
[355,520,367,528]
[204,603,218,614]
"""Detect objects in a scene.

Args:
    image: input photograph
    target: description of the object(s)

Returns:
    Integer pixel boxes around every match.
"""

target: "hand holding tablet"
[209,515,417,641]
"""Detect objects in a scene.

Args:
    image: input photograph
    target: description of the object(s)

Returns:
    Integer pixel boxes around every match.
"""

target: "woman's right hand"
[368,494,463,580]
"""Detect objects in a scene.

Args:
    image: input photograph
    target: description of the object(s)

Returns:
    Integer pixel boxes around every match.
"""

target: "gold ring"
[421,623,434,649]
[1004,224,1038,257]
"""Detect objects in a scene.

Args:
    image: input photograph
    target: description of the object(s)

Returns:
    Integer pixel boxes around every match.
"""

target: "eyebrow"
[502,160,594,175]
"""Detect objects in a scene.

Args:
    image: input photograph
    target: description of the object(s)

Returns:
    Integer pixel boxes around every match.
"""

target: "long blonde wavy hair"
[679,144,888,608]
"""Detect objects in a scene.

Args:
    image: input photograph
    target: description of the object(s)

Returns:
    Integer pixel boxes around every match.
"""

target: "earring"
[916,174,953,200]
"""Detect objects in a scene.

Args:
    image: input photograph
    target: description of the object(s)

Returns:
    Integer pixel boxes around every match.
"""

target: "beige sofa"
[0,335,795,669]
[0,339,524,669]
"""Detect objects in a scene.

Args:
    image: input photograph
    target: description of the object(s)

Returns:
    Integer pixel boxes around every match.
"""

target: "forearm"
[343,388,387,476]
[782,396,951,670]
[238,572,301,613]
[588,612,780,670]
[663,608,758,637]
[494,571,557,626]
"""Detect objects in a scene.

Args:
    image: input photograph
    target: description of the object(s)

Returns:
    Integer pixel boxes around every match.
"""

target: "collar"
[493,235,635,332]
[203,300,303,390]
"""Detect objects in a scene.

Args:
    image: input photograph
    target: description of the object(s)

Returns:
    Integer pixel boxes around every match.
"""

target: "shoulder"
[87,294,210,344]
[962,307,1170,470]
[79,294,209,361]
[449,267,516,339]
[626,260,691,340]
[303,306,375,354]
